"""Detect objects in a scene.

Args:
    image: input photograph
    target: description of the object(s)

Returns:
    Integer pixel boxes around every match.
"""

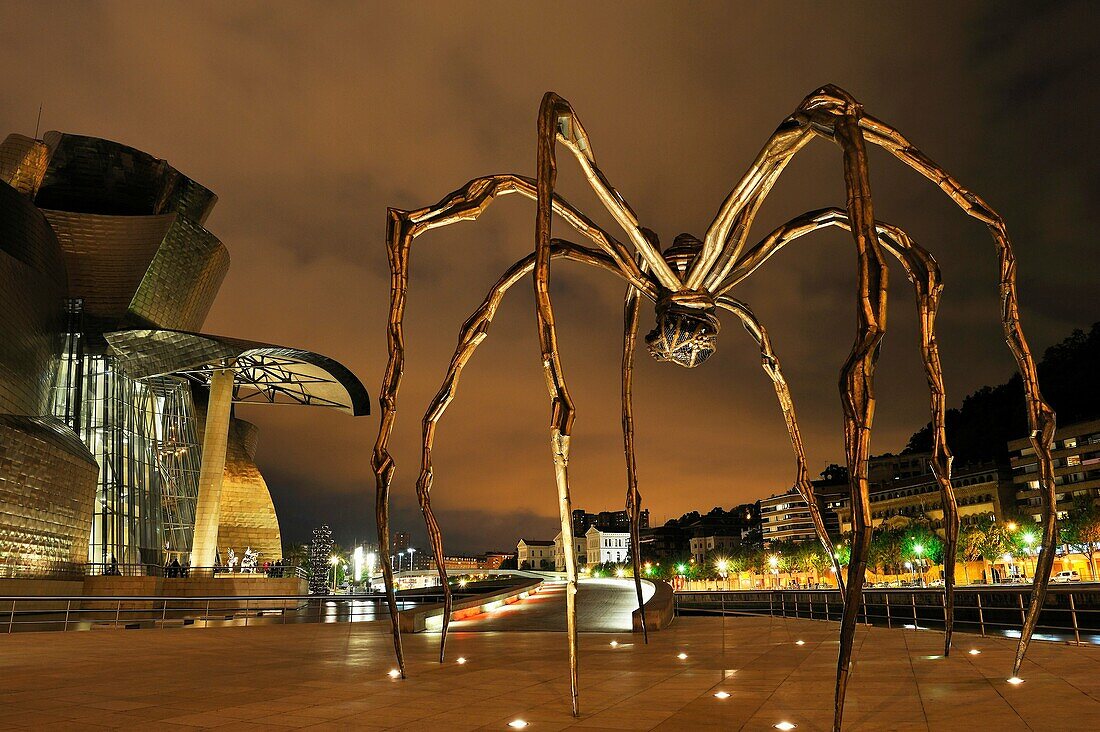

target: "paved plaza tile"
[0,615,1098,730]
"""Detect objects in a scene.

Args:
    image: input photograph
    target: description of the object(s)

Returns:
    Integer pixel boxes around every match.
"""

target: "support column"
[190,368,235,570]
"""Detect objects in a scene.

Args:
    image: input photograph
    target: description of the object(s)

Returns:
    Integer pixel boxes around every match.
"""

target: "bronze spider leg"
[720,208,959,654]
[715,297,845,591]
[856,114,1057,677]
[814,91,891,732]
[621,269,648,642]
[374,175,642,678]
[542,93,681,291]
[413,241,654,662]
[537,92,690,714]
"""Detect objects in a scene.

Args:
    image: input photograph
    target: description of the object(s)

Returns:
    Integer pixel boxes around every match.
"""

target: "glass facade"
[50,301,200,569]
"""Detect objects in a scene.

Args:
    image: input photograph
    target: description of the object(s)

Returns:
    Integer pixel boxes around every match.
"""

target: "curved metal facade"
[0,128,367,576]
[0,415,98,578]
[0,181,65,415]
[217,418,282,561]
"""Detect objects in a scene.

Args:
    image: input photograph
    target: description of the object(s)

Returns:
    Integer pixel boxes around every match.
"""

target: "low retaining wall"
[398,578,543,633]
[633,579,674,632]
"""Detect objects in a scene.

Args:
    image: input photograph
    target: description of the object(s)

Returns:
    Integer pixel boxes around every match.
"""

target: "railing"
[674,585,1100,646]
[0,586,513,634]
[83,563,309,580]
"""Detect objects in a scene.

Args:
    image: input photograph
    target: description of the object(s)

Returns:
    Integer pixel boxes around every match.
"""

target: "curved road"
[450,578,653,632]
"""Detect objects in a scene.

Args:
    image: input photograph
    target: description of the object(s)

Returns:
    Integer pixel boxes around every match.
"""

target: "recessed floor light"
[610,641,618,647]
[507,721,529,729]
[677,652,688,660]
[774,722,797,731]
[1007,677,1025,685]
[714,691,731,699]
[794,640,805,646]
[968,649,981,656]
[456,657,467,664]
[387,669,401,678]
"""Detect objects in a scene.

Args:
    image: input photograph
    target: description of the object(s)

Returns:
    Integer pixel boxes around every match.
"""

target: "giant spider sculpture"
[371,85,1056,731]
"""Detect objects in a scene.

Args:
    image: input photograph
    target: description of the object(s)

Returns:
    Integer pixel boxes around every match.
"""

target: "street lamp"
[407,547,416,572]
[913,544,925,587]
[904,561,913,585]
[768,554,780,589]
[1022,532,1036,580]
[329,555,341,593]
[716,559,729,589]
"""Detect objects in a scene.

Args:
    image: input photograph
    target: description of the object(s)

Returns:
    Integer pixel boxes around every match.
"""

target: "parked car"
[1053,570,1081,583]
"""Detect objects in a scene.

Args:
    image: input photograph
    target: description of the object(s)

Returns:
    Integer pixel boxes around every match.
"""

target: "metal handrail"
[0,587,514,634]
[83,563,309,580]
[673,586,1100,646]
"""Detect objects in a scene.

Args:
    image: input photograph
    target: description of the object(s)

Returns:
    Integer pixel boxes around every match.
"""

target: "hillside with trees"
[905,321,1100,462]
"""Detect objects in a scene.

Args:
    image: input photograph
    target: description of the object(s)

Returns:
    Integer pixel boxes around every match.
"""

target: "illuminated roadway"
[449,577,654,632]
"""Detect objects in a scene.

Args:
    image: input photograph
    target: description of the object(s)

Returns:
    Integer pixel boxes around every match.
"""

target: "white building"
[585,525,630,566]
[516,539,554,570]
[553,531,588,571]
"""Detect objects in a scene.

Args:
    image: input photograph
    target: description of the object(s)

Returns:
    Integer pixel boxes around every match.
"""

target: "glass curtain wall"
[50,303,202,572]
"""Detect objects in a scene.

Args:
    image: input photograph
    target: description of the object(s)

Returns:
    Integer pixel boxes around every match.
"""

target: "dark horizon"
[3,2,1095,553]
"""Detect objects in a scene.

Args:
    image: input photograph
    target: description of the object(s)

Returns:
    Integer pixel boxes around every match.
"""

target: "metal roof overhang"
[104,329,369,416]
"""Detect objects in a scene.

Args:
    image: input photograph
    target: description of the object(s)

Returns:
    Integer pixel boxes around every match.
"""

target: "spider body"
[371,85,1057,731]
[645,288,720,368]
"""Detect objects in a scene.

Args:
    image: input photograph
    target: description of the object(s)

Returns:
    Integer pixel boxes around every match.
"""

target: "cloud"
[2,1,1094,552]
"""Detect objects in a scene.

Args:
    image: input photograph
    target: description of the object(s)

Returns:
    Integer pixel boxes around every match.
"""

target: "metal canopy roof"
[104,329,369,416]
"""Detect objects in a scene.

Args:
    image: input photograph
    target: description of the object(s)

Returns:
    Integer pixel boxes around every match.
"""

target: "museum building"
[0,131,368,578]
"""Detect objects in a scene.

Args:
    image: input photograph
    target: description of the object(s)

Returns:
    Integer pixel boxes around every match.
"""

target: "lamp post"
[329,555,341,593]
[913,544,925,587]
[904,561,913,585]
[768,554,780,589]
[407,547,416,572]
[716,559,729,590]
[1022,532,1036,580]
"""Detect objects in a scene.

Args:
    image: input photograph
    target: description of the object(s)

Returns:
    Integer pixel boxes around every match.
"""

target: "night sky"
[1,2,1096,553]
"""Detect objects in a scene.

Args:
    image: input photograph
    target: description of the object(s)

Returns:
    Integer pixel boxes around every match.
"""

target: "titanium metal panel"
[0,134,50,197]
[0,181,66,415]
[127,215,229,331]
[0,415,98,578]
[41,209,175,327]
[36,132,217,223]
